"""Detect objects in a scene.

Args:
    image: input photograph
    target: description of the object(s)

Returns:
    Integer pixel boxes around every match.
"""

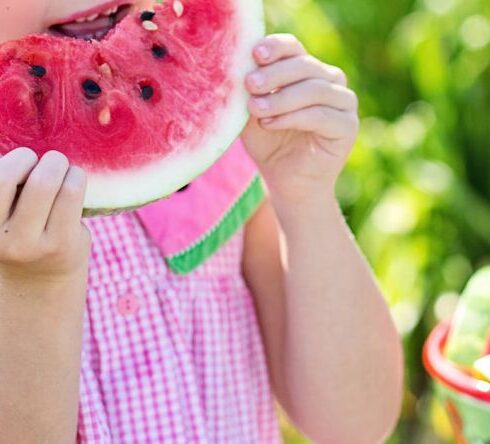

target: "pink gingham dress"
[76,141,282,443]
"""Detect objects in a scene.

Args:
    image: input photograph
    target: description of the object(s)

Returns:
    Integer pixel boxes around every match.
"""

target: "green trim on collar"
[166,175,265,274]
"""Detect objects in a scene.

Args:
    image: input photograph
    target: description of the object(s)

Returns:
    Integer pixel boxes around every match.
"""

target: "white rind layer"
[84,0,265,211]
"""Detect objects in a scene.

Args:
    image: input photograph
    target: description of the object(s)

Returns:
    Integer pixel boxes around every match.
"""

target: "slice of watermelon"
[0,0,264,214]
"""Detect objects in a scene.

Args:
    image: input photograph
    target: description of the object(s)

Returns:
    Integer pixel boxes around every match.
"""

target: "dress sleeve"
[136,138,265,274]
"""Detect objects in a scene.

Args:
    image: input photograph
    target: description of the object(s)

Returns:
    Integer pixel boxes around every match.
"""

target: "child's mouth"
[49,3,132,41]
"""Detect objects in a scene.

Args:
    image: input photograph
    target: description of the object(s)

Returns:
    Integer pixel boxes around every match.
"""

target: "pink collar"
[136,139,264,274]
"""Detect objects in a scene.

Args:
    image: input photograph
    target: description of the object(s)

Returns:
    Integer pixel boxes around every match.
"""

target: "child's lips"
[49,3,132,40]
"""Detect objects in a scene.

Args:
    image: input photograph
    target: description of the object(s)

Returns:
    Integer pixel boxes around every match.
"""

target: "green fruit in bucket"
[0,0,265,215]
[473,355,490,382]
[445,335,487,368]
[445,267,490,368]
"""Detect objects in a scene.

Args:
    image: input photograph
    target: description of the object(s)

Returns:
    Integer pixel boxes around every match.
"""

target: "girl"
[0,1,403,443]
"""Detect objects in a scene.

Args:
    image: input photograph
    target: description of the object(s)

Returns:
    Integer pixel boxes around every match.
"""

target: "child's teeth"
[72,6,119,24]
[86,13,100,21]
[104,6,118,16]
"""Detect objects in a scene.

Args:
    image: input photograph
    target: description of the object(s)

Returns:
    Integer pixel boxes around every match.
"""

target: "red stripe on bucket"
[423,322,490,403]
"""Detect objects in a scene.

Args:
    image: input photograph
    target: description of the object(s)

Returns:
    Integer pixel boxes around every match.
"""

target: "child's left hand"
[241,34,359,204]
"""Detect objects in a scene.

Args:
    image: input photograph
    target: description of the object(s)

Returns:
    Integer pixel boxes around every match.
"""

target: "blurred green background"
[265,0,490,442]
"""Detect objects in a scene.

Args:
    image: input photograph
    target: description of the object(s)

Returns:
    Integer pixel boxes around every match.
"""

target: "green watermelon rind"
[83,1,266,214]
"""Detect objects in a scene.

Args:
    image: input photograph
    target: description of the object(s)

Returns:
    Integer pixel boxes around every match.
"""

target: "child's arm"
[0,148,90,444]
[241,35,403,444]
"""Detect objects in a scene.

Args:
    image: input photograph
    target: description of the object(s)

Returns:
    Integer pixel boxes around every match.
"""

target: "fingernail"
[249,73,265,88]
[254,98,269,110]
[256,45,270,60]
[261,118,274,125]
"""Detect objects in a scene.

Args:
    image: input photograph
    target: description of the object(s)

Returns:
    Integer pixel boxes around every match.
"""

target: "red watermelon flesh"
[0,0,264,213]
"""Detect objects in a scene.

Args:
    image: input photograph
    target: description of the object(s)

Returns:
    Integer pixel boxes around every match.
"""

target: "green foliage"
[266,0,490,442]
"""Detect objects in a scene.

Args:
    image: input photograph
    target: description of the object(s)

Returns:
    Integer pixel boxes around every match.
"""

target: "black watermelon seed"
[140,85,154,101]
[82,79,102,99]
[177,184,191,192]
[30,65,46,78]
[152,45,168,59]
[140,10,156,21]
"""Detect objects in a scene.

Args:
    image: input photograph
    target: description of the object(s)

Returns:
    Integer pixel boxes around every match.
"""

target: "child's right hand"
[0,148,91,442]
[0,147,91,287]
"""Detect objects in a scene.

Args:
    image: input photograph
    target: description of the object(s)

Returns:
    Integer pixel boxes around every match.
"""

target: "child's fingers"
[0,148,39,225]
[260,106,359,141]
[45,166,87,241]
[9,151,69,238]
[253,34,306,66]
[246,55,348,96]
[248,79,358,119]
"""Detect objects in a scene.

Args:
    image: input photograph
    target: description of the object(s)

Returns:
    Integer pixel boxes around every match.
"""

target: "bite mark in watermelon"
[0,0,264,214]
